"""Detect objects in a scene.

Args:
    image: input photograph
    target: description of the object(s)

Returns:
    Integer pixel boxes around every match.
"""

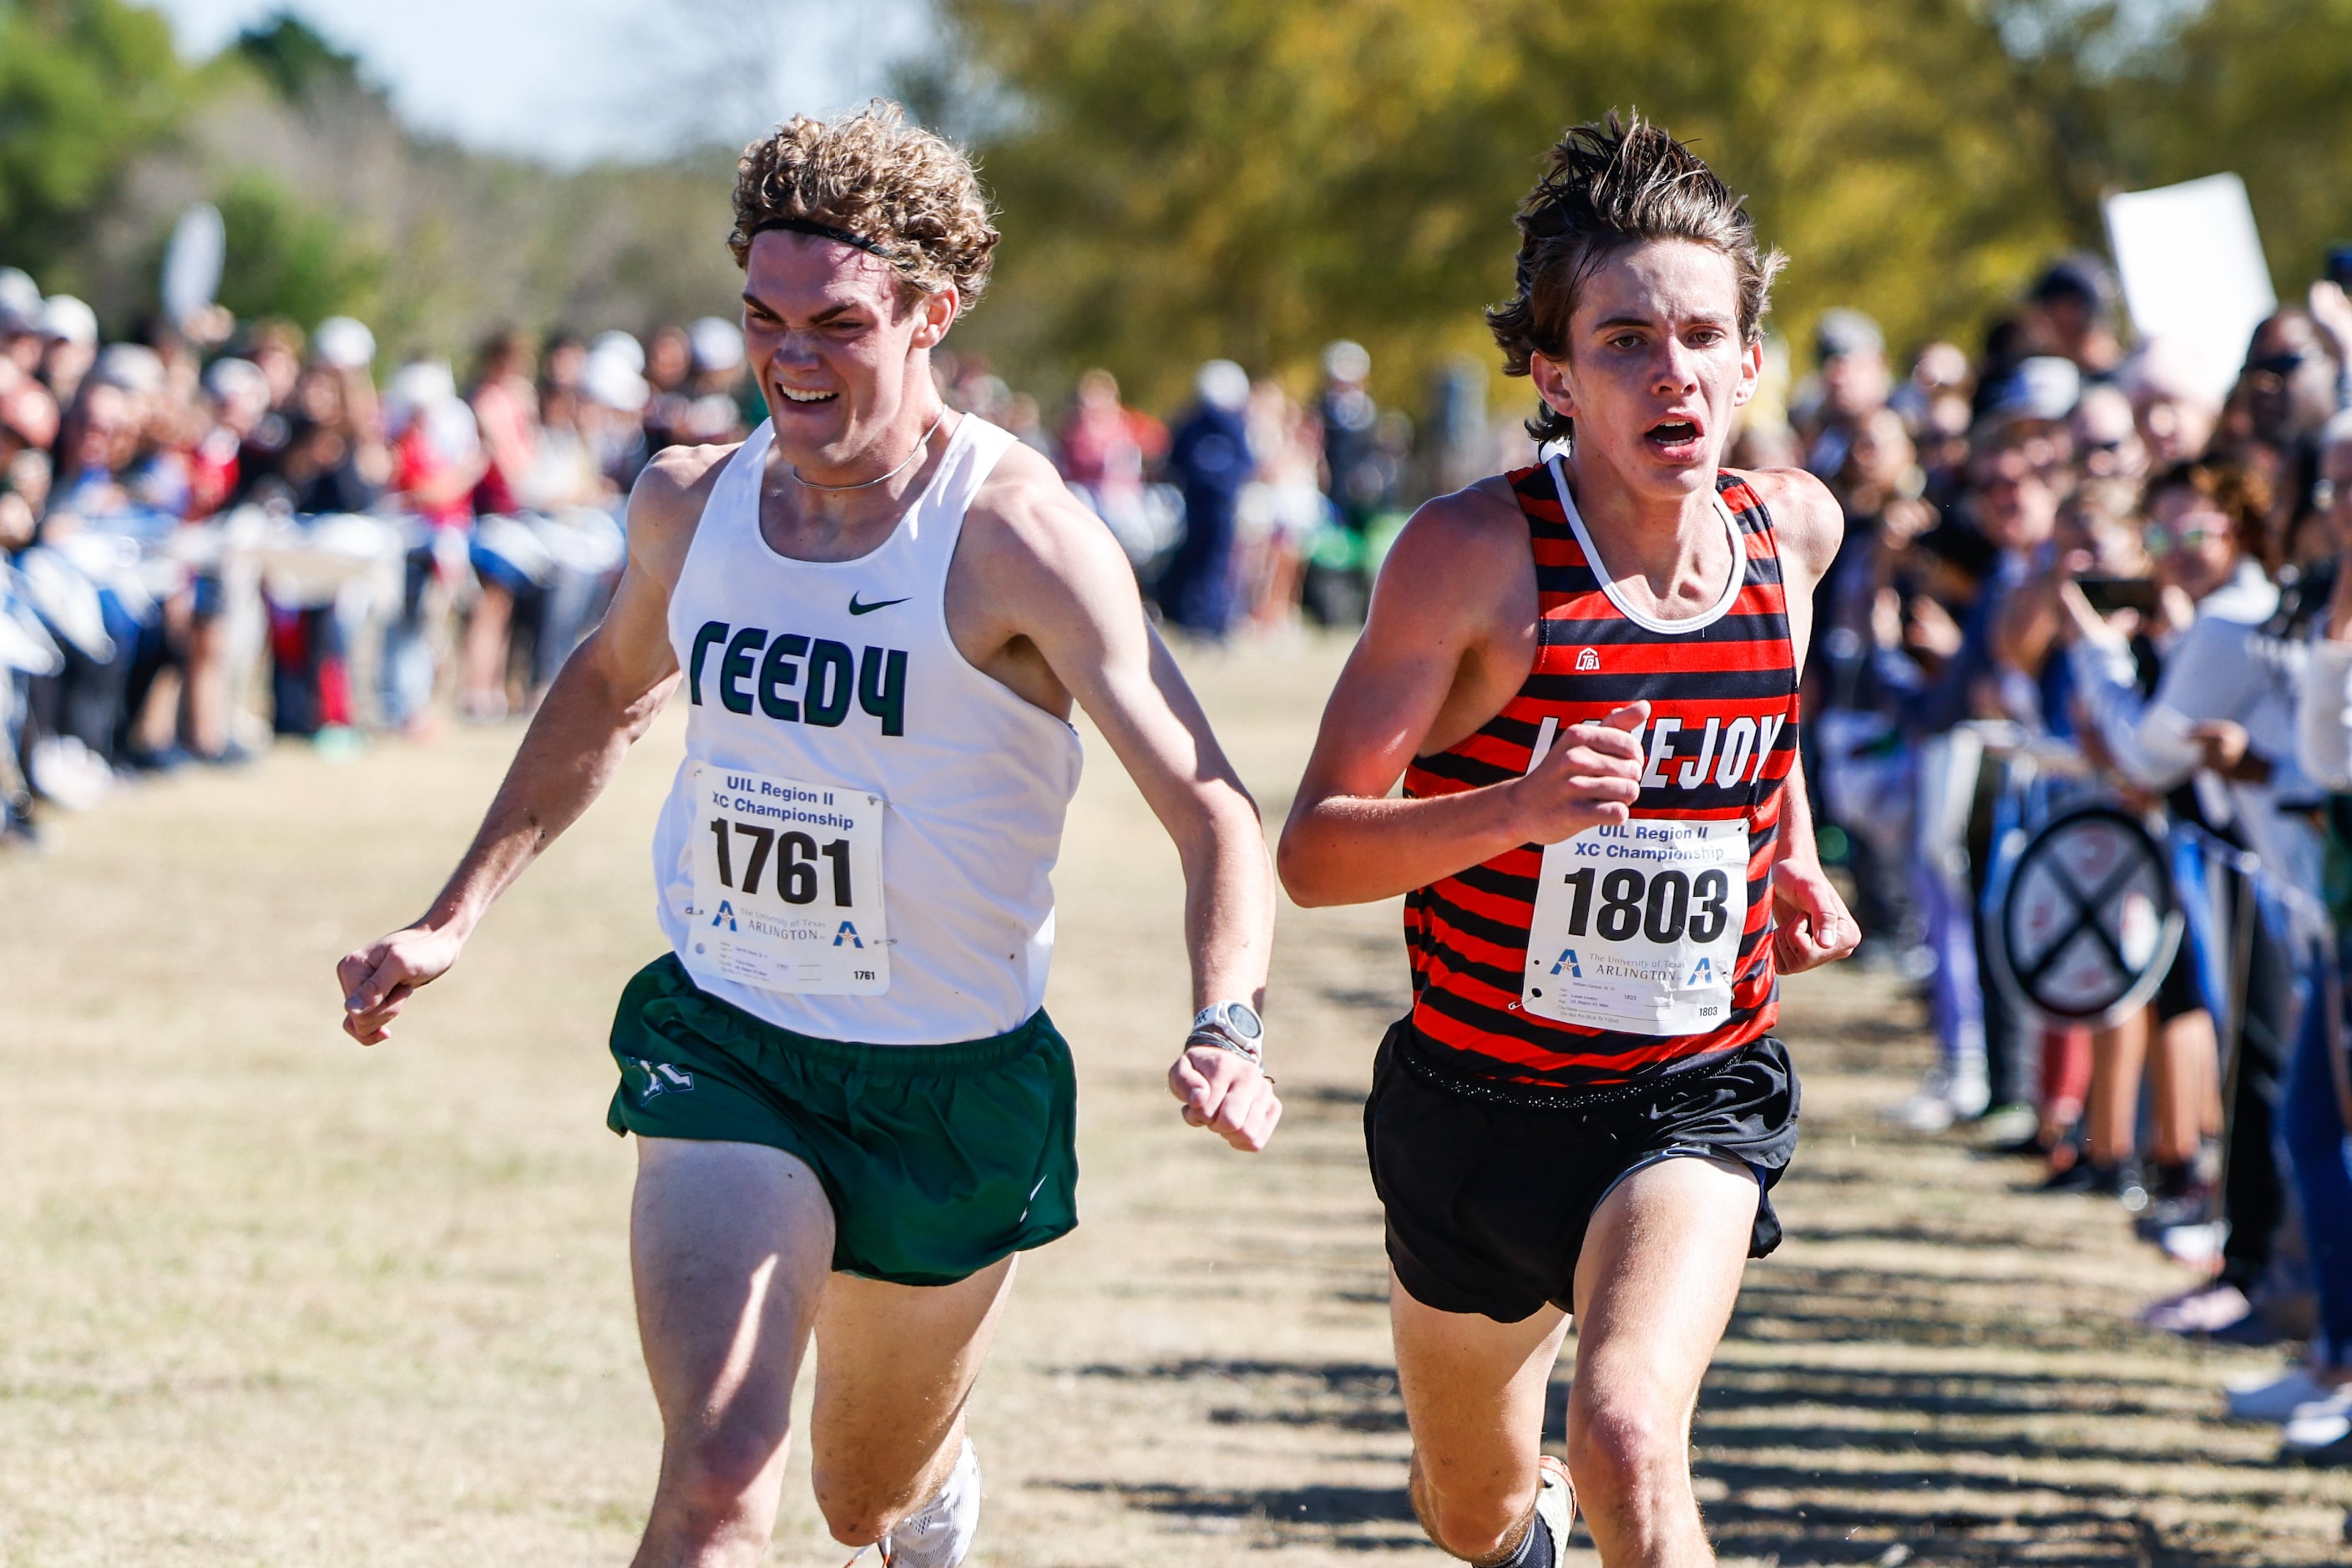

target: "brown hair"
[1487,113,1784,443]
[728,100,998,315]
[2145,458,2276,569]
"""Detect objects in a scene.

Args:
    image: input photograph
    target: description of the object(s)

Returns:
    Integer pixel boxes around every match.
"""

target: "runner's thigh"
[632,1137,837,1445]
[808,1256,1019,1500]
[1391,1268,1571,1495]
[1569,1154,1757,1420]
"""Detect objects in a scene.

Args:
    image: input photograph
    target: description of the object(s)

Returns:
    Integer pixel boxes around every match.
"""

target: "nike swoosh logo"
[847,594,910,615]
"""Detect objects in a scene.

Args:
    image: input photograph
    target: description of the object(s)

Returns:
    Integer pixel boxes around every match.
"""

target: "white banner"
[2103,174,2275,403]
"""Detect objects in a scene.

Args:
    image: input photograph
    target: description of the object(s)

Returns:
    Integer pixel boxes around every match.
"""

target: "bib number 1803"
[1550,866,1732,945]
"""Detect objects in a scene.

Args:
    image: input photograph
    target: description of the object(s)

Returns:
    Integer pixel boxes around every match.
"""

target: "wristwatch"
[1187,1000,1266,1066]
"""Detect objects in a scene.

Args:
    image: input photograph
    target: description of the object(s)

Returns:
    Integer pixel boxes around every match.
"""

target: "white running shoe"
[2224,1364,2337,1422]
[862,1439,981,1568]
[1885,1066,1990,1133]
[2283,1387,2352,1453]
[1533,1455,1576,1560]
[2139,1282,2249,1335]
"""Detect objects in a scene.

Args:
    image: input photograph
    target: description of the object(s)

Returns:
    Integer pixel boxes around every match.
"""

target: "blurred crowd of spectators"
[0,250,1434,860]
[1773,254,2352,1465]
[954,336,1433,641]
[0,266,783,839]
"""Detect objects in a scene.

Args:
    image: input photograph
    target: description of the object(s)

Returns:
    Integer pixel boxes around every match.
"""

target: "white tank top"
[651,414,1084,1044]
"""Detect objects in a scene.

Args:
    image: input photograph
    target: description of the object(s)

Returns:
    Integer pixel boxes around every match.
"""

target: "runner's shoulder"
[625,440,743,570]
[964,435,1131,583]
[1728,465,1842,582]
[1373,476,1533,618]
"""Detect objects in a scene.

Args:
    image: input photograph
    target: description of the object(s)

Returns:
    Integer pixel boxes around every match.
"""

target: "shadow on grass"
[1042,1479,1425,1551]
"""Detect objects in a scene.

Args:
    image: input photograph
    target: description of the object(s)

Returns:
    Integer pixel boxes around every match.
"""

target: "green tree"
[933,0,2087,410]
[210,172,383,329]
[231,11,365,104]
[2102,0,2352,297]
[0,0,185,288]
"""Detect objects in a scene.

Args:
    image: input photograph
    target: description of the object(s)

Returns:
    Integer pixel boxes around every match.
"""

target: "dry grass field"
[3,635,2346,1565]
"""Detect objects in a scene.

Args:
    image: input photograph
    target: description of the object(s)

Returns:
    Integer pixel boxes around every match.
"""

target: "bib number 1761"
[684,763,889,996]
[707,820,853,908]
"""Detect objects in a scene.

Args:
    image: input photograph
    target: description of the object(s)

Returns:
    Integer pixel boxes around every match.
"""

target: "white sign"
[2103,174,2275,404]
[160,203,225,327]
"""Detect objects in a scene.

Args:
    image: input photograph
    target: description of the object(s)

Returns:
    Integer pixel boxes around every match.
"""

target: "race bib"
[681,764,889,995]
[1522,817,1748,1035]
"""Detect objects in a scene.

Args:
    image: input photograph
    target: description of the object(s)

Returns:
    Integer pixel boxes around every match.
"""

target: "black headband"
[749,215,901,266]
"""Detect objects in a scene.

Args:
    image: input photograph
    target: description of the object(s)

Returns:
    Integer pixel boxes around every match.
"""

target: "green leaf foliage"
[211,172,384,330]
[931,0,2344,407]
[0,0,185,286]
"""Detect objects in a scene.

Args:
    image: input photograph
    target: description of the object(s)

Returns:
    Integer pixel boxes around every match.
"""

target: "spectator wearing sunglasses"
[2062,458,2317,1341]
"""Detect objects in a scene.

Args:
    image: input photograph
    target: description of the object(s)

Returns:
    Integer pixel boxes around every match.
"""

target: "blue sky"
[148,0,927,165]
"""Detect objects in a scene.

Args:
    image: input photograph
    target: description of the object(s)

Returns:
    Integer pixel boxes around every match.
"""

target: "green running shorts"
[606,953,1080,1286]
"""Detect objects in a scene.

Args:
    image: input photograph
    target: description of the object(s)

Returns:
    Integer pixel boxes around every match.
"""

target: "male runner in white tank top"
[335,103,1279,1567]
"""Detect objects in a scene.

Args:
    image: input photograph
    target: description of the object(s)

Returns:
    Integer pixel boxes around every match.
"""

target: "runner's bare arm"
[335,446,733,1044]
[1742,468,1859,973]
[959,448,1280,1152]
[1278,487,1648,908]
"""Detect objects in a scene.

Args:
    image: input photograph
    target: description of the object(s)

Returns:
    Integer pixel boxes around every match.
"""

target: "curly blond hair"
[728,100,998,314]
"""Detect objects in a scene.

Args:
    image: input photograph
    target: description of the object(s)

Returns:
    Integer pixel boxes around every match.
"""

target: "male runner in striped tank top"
[1282,116,1857,1566]
[336,104,1280,1567]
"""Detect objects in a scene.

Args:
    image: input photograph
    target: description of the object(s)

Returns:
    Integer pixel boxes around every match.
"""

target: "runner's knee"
[1565,1395,1681,1508]
[811,1469,915,1549]
[1411,1450,1534,1561]
[662,1414,790,1519]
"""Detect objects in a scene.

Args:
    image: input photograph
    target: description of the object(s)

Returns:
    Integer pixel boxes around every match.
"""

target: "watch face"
[1223,1002,1263,1039]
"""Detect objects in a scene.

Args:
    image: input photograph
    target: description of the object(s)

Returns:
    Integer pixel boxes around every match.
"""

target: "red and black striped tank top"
[1402,461,1800,1090]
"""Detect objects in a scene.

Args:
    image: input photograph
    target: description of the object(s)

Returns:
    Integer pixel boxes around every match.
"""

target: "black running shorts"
[1363,1018,1800,1323]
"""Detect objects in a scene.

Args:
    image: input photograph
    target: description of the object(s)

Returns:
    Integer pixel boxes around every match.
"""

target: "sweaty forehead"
[743,230,904,314]
[1573,239,1740,327]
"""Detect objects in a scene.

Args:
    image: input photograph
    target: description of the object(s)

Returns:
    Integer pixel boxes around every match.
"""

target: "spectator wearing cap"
[2238,295,2352,580]
[2071,382,2149,484]
[461,328,541,721]
[1813,402,1939,961]
[640,323,694,453]
[2125,337,2223,469]
[37,294,98,411]
[685,316,752,444]
[377,358,485,734]
[2064,458,2312,1341]
[1318,339,1383,535]
[2025,254,2125,381]
[0,268,43,378]
[2256,409,2352,1457]
[579,334,653,493]
[1798,307,1889,481]
[1060,368,1168,568]
[0,347,60,467]
[1160,359,1255,641]
[1899,375,2081,1129]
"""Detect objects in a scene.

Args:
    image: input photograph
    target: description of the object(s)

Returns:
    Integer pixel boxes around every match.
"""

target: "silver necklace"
[787,408,948,493]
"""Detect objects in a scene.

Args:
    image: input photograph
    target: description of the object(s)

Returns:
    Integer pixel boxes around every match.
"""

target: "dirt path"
[1,635,2344,1565]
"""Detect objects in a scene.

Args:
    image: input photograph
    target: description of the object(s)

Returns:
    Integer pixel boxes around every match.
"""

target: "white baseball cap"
[690,316,744,374]
[313,316,377,370]
[40,294,98,347]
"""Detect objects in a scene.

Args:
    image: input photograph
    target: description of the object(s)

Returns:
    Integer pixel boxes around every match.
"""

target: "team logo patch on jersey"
[1574,647,1601,672]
